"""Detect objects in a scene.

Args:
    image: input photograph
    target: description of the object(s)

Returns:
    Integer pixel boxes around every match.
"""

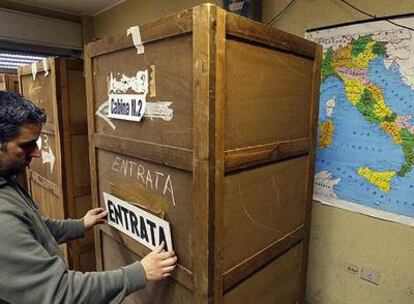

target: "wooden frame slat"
[90,9,193,58]
[222,225,305,292]
[192,4,217,304]
[226,13,316,59]
[213,6,227,304]
[57,58,80,270]
[93,134,193,172]
[85,44,104,271]
[225,138,310,173]
[298,44,323,302]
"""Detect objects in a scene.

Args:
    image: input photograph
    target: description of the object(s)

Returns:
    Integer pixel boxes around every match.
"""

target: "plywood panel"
[30,179,64,219]
[71,134,91,190]
[223,243,303,304]
[68,69,88,131]
[0,74,18,92]
[101,233,195,304]
[96,149,194,271]
[225,39,313,149]
[29,132,59,183]
[21,73,55,124]
[93,34,193,150]
[223,157,308,271]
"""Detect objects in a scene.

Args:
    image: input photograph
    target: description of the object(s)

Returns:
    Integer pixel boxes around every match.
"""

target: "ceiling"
[5,0,125,16]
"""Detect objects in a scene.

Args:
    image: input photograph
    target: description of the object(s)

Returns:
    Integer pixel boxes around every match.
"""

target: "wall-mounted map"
[307,16,414,226]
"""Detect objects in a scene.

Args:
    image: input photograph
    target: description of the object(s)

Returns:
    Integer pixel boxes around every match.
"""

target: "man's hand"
[141,242,177,281]
[84,208,108,231]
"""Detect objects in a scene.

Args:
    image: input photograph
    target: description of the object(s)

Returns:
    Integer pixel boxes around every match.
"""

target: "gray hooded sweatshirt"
[0,176,147,304]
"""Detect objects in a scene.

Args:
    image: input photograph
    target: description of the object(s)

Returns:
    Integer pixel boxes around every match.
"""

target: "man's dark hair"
[0,91,46,143]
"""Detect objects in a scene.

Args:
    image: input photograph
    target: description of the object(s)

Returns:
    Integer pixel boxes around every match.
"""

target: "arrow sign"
[42,146,55,173]
[96,100,116,130]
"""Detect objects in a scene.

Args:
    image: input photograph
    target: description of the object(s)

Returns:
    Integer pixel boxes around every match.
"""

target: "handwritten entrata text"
[112,156,176,206]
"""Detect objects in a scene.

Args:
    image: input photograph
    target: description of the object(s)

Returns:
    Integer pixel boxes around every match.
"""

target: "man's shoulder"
[0,187,28,219]
[0,198,33,240]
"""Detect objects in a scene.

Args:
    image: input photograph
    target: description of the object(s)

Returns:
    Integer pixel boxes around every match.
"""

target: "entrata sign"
[103,192,173,251]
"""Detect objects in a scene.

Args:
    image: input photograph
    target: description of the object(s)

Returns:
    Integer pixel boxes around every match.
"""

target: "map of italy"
[320,35,414,192]
[307,22,414,222]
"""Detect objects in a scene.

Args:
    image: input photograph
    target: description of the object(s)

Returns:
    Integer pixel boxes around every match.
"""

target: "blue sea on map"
[316,55,414,217]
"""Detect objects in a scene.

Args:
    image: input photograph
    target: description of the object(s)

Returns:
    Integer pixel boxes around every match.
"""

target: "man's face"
[0,123,42,176]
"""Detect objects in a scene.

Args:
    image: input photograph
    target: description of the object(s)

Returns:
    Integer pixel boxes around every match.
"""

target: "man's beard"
[0,153,27,177]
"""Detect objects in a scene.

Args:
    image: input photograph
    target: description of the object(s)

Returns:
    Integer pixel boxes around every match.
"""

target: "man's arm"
[0,208,145,304]
[43,218,85,244]
[44,207,107,244]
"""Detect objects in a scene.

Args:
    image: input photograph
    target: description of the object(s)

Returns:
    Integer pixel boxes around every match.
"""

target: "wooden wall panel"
[223,157,308,272]
[225,39,313,150]
[96,149,194,271]
[71,134,91,191]
[101,232,195,303]
[0,73,18,92]
[67,69,88,131]
[30,179,64,219]
[92,34,193,150]
[223,243,303,304]
[21,73,55,124]
[28,132,59,182]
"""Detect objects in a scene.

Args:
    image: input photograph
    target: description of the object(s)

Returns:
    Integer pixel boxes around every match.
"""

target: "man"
[0,91,177,303]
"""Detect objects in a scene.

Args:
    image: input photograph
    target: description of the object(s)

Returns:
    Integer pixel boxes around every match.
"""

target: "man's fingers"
[162,265,176,273]
[161,256,178,267]
[158,250,174,260]
[90,207,105,215]
[96,210,108,219]
[162,273,171,278]
[154,241,165,254]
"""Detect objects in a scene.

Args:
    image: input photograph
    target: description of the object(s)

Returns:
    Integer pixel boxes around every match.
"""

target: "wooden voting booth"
[18,58,96,272]
[86,4,321,303]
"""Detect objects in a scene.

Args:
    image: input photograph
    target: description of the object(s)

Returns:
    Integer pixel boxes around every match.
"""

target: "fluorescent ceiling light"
[0,65,19,69]
[0,58,34,64]
[0,51,48,71]
[0,62,22,67]
[0,53,46,61]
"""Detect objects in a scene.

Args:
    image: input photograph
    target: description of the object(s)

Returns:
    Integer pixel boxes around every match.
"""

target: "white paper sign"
[103,192,173,251]
[107,93,146,122]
